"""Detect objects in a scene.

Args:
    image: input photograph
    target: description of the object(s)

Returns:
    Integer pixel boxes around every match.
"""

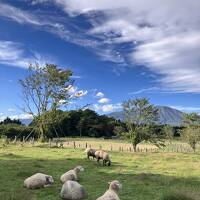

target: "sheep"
[95,150,111,166]
[60,166,84,184]
[96,180,122,200]
[84,148,96,159]
[60,180,86,200]
[24,173,54,189]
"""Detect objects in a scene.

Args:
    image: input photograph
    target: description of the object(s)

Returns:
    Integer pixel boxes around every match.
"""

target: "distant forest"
[0,109,126,139]
[0,109,182,140]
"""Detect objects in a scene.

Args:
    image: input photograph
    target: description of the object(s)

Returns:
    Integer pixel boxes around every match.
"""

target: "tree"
[163,125,174,144]
[123,98,164,152]
[19,63,75,141]
[182,113,200,152]
[0,117,22,125]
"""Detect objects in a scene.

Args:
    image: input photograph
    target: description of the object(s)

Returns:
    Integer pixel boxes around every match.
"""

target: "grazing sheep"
[84,148,96,159]
[60,180,86,200]
[24,173,54,189]
[96,180,122,200]
[95,150,111,166]
[60,166,84,184]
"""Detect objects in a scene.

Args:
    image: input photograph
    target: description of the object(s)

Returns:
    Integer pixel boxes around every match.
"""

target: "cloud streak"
[2,1,200,93]
[0,40,52,68]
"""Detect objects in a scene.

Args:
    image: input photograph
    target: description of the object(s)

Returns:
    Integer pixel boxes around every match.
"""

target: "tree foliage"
[182,113,200,152]
[29,109,125,139]
[0,117,22,125]
[123,98,164,151]
[19,63,74,141]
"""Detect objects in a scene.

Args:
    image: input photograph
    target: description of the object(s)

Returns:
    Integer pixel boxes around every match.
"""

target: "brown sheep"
[95,150,111,166]
[84,148,96,159]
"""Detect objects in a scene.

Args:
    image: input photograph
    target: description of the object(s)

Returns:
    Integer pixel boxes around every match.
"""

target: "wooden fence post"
[32,137,35,146]
[74,141,76,149]
[13,136,17,144]
[49,139,52,148]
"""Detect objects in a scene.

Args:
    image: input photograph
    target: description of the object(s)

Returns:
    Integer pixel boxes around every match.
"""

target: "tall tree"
[123,98,164,151]
[19,63,74,141]
[182,113,200,152]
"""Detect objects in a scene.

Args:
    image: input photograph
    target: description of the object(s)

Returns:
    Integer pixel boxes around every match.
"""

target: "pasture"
[0,139,200,200]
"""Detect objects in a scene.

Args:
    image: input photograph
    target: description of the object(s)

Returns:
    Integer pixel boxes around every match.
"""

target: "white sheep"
[24,173,54,189]
[95,150,111,166]
[60,180,86,200]
[84,148,96,159]
[96,180,122,200]
[60,166,84,184]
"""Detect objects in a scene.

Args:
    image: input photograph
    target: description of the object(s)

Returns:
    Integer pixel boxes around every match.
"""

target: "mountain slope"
[108,106,184,126]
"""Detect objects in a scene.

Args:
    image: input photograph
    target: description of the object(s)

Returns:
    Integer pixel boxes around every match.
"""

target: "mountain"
[108,106,184,126]
[20,119,32,126]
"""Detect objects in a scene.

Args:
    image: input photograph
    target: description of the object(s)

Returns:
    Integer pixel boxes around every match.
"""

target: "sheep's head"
[84,148,90,153]
[74,166,84,173]
[108,180,122,192]
[45,175,54,185]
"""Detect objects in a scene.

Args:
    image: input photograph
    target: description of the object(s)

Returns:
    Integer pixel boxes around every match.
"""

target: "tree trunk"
[39,123,45,142]
[133,143,137,152]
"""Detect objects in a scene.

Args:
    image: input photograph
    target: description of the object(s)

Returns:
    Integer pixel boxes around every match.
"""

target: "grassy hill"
[0,140,200,200]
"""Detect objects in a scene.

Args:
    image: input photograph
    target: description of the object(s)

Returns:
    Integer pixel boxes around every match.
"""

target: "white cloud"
[170,106,200,114]
[96,92,104,98]
[2,1,200,93]
[71,75,82,79]
[129,87,159,95]
[52,0,200,94]
[74,90,88,97]
[8,108,16,112]
[0,3,41,25]
[94,103,122,113]
[133,33,200,93]
[0,40,53,68]
[0,113,33,122]
[98,98,110,104]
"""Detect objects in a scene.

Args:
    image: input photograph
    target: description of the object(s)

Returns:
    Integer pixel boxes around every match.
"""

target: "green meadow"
[0,140,200,200]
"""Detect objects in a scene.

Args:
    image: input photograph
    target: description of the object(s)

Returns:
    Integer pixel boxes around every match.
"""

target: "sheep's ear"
[45,176,51,184]
[108,182,111,185]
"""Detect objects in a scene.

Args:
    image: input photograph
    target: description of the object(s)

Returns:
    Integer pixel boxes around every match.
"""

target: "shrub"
[0,124,37,140]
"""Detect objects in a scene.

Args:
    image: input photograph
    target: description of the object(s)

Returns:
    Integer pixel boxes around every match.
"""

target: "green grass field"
[0,140,200,200]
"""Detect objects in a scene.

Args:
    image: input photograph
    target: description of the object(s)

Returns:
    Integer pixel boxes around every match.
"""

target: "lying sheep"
[96,180,122,200]
[24,173,54,189]
[95,150,111,166]
[60,166,84,184]
[84,148,96,159]
[60,180,86,200]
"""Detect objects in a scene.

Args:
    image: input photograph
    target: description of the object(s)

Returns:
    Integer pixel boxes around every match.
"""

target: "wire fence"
[0,136,195,153]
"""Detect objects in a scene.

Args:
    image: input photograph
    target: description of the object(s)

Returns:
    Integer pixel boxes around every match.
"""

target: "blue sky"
[0,0,200,120]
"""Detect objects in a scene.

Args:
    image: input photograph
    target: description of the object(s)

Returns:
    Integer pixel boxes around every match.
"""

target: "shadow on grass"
[0,153,200,200]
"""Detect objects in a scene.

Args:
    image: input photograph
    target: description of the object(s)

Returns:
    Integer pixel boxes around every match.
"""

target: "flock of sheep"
[23,148,122,200]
